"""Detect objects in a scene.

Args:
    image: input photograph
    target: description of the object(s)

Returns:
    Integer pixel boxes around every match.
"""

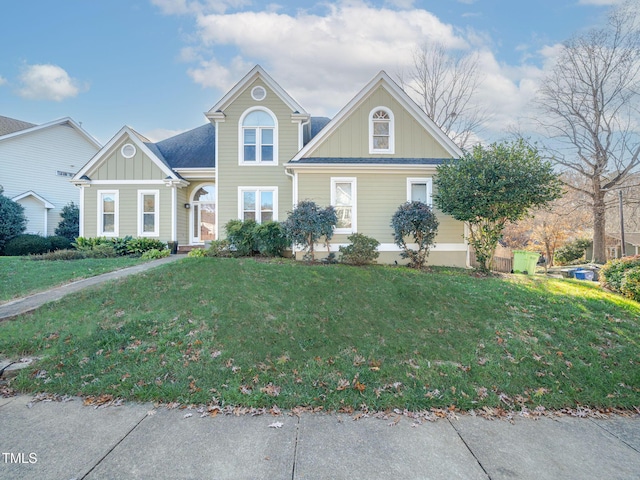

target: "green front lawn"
[0,256,147,303]
[1,258,638,411]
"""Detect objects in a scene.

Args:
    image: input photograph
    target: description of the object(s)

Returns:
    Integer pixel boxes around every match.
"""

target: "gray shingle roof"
[0,115,36,137]
[145,123,215,169]
[291,157,451,165]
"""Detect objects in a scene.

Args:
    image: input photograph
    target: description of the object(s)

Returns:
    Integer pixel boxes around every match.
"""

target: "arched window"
[369,107,394,154]
[240,109,277,164]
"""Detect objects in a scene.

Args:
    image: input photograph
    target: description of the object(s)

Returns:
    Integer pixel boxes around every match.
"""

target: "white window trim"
[238,107,279,166]
[97,190,119,237]
[190,183,217,245]
[369,107,394,155]
[137,190,160,237]
[237,186,279,223]
[406,177,433,206]
[331,177,357,235]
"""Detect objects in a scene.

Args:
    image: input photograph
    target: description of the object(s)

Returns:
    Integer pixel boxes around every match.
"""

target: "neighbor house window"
[239,109,277,164]
[138,190,159,236]
[407,178,433,206]
[369,107,394,154]
[98,190,118,237]
[331,178,357,234]
[238,187,278,223]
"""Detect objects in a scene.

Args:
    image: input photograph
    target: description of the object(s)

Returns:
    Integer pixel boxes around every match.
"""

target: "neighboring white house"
[0,116,101,236]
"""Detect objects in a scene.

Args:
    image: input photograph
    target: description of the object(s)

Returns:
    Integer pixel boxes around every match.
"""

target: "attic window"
[251,86,267,101]
[369,108,394,154]
[121,143,136,159]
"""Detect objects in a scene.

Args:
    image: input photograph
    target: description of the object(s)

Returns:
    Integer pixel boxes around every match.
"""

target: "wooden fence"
[469,251,513,273]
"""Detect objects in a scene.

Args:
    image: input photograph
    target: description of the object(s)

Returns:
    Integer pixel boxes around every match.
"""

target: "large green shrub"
[554,238,591,265]
[339,233,380,265]
[283,201,337,262]
[225,219,258,256]
[54,202,80,242]
[620,266,640,302]
[0,187,26,254]
[205,239,232,257]
[4,234,51,256]
[125,237,166,255]
[254,221,288,257]
[391,202,439,269]
[600,255,640,292]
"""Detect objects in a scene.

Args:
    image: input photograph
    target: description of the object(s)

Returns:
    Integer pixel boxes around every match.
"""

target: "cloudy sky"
[0,0,624,145]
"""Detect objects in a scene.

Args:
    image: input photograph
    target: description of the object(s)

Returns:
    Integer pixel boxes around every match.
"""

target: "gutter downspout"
[284,166,296,259]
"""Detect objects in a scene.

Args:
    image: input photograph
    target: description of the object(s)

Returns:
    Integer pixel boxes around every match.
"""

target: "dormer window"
[240,108,278,165]
[369,107,394,154]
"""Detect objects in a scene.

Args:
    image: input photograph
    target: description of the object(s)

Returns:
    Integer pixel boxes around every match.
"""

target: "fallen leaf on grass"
[261,383,281,397]
[336,378,350,391]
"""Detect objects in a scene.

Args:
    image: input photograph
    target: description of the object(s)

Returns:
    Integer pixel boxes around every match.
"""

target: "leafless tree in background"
[398,42,488,150]
[535,0,640,263]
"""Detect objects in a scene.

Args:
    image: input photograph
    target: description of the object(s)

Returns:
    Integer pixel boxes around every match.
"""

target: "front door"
[191,185,216,244]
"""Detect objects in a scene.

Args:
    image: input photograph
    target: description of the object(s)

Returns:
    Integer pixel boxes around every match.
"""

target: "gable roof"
[290,70,463,163]
[0,116,101,149]
[0,115,36,136]
[11,190,55,209]
[73,126,179,181]
[146,123,215,169]
[206,65,309,119]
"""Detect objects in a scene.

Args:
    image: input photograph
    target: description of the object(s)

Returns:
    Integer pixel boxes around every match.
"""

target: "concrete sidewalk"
[0,255,185,320]
[0,394,638,480]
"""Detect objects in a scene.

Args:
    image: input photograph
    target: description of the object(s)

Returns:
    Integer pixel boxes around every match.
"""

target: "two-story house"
[72,66,468,266]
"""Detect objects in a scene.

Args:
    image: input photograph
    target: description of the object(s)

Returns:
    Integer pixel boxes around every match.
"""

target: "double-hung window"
[369,108,394,154]
[239,187,278,223]
[138,190,159,236]
[407,178,433,206]
[331,178,357,234]
[98,190,118,237]
[240,109,277,164]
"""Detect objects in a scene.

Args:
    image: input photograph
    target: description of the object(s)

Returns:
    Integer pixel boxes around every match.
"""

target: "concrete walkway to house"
[0,393,638,479]
[0,254,186,321]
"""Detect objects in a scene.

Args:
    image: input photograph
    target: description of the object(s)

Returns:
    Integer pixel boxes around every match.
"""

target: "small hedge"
[620,267,640,302]
[339,233,380,265]
[73,236,167,257]
[4,234,53,256]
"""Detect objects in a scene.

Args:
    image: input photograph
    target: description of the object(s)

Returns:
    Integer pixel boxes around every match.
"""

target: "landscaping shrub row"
[600,255,640,302]
[4,234,72,256]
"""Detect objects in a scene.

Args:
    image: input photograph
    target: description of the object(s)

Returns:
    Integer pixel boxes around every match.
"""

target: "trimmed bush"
[283,201,337,262]
[255,221,288,257]
[87,244,117,258]
[126,237,166,255]
[600,255,640,292]
[188,248,206,257]
[4,234,51,256]
[391,201,439,269]
[54,202,80,242]
[339,233,380,265]
[141,248,170,260]
[48,235,73,251]
[206,239,232,257]
[226,219,258,256]
[620,266,640,302]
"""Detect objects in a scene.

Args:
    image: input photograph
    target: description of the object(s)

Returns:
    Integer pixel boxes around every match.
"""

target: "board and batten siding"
[90,137,166,181]
[0,123,99,235]
[82,184,173,240]
[307,85,451,159]
[296,170,467,267]
[215,78,297,236]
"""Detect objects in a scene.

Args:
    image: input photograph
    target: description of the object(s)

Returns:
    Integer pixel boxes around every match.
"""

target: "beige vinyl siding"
[216,79,296,234]
[82,184,173,240]
[308,85,451,159]
[90,137,167,181]
[296,170,465,246]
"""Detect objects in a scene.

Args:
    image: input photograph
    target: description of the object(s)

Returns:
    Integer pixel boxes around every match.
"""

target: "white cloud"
[151,0,251,15]
[577,0,623,5]
[189,4,469,115]
[143,127,188,142]
[18,64,84,101]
